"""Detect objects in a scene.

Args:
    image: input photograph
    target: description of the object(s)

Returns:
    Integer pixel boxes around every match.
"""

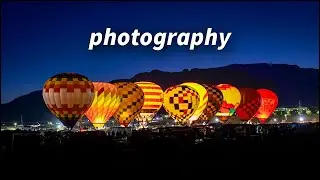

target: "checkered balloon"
[163,85,200,124]
[113,82,144,127]
[236,88,262,121]
[42,73,95,129]
[199,84,224,121]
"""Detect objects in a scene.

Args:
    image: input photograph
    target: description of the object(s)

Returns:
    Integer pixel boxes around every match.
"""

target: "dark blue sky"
[1,2,319,103]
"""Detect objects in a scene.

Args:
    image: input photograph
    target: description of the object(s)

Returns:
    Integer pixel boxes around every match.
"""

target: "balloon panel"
[85,82,121,129]
[42,73,94,128]
[163,85,199,124]
[113,82,144,127]
[255,89,278,122]
[236,88,261,121]
[135,81,163,122]
[215,84,241,118]
[199,84,224,121]
[181,82,208,121]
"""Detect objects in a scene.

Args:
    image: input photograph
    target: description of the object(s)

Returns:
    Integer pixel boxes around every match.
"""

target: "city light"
[14,122,17,126]
[299,116,304,122]
[273,118,277,122]
[215,118,219,122]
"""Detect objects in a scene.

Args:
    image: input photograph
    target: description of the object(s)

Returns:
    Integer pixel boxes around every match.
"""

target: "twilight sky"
[1,2,319,103]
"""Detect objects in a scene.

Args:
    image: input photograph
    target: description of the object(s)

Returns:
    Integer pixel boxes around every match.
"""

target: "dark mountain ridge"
[1,63,318,123]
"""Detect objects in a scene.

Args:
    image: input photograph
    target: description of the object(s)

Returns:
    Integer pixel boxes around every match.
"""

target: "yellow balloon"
[181,82,208,122]
[215,84,241,118]
[85,82,121,129]
[135,81,163,123]
[163,85,200,124]
[113,82,144,127]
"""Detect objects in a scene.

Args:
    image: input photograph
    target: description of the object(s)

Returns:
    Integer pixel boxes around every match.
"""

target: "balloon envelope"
[163,85,200,124]
[85,82,121,129]
[255,89,278,123]
[135,82,163,122]
[113,82,144,127]
[181,82,208,122]
[42,73,95,129]
[199,84,223,121]
[215,84,241,120]
[236,88,261,121]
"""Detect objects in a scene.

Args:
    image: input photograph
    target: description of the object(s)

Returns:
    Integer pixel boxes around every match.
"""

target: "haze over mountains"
[1,63,319,123]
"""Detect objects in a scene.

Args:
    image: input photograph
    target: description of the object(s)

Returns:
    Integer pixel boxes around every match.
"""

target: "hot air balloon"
[42,73,95,129]
[215,84,241,123]
[255,89,278,124]
[236,88,261,121]
[199,84,224,121]
[135,82,163,124]
[85,82,121,129]
[163,85,200,125]
[181,82,208,123]
[113,82,144,127]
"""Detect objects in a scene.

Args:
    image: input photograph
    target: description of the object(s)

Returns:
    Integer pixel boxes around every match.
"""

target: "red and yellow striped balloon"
[85,82,121,129]
[135,81,163,123]
[42,73,95,129]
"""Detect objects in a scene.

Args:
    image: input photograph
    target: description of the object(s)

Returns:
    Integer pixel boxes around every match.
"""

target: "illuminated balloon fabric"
[42,73,95,129]
[135,82,163,122]
[181,82,208,121]
[255,89,278,123]
[113,82,144,127]
[163,85,200,124]
[236,88,261,121]
[215,84,241,118]
[85,82,121,129]
[199,84,224,121]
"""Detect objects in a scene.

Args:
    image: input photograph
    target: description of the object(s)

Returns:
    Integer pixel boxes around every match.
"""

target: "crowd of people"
[1,123,319,165]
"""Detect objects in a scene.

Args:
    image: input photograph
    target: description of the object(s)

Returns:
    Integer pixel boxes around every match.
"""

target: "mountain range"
[1,63,319,123]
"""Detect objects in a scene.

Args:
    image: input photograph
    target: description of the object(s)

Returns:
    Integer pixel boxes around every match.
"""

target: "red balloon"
[255,89,278,123]
[236,88,261,121]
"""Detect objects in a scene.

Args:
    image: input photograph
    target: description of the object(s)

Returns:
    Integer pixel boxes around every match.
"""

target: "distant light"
[14,123,17,126]
[215,118,219,122]
[273,118,277,122]
[299,117,304,121]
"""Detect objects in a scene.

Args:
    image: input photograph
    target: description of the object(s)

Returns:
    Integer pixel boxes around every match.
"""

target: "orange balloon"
[85,82,121,129]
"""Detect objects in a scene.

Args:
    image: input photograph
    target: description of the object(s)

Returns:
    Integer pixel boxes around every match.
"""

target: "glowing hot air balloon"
[181,82,208,123]
[135,82,163,123]
[236,88,261,121]
[255,89,278,124]
[215,84,241,122]
[85,82,121,129]
[199,84,224,121]
[163,85,200,125]
[113,82,144,127]
[42,73,95,129]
